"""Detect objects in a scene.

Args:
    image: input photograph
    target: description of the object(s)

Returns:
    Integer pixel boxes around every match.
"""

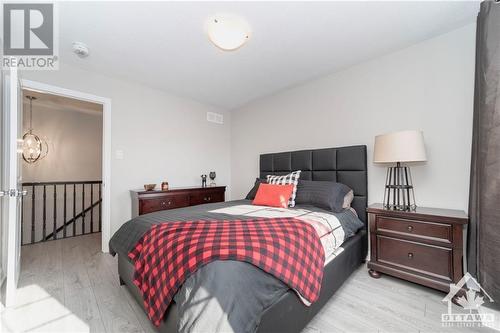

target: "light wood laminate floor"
[1,233,498,332]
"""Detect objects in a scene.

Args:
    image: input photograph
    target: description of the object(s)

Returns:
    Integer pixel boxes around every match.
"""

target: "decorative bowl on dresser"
[131,186,226,217]
[367,203,468,293]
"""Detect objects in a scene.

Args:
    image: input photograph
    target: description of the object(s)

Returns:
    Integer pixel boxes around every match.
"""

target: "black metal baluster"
[31,185,35,244]
[53,185,57,240]
[63,185,67,238]
[82,184,85,235]
[73,184,76,237]
[98,183,102,232]
[90,184,94,233]
[42,185,46,241]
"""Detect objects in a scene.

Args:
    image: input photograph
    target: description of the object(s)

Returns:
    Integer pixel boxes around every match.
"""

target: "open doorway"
[20,89,103,245]
[19,79,111,253]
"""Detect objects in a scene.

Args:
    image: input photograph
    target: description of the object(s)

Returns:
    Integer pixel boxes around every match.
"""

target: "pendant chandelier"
[22,96,49,164]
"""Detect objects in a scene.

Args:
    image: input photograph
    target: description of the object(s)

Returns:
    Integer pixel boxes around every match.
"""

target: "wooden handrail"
[23,180,102,186]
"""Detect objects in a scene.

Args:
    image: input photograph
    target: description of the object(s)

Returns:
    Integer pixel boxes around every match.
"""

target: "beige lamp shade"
[373,130,427,163]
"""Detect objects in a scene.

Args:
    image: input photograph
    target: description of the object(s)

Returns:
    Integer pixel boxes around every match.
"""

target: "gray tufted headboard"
[259,145,368,223]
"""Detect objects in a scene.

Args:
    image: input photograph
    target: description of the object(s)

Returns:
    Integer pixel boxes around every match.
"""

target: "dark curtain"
[468,0,500,301]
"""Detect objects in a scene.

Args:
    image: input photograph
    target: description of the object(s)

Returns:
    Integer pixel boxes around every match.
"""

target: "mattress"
[109,200,365,333]
[118,229,366,333]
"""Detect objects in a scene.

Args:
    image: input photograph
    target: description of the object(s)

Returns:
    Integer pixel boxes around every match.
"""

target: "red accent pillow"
[252,183,295,208]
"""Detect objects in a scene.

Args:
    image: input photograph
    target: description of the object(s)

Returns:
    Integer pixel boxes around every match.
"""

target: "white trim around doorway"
[21,79,112,253]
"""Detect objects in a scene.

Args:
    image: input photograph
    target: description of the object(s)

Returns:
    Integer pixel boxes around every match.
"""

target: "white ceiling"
[58,1,479,110]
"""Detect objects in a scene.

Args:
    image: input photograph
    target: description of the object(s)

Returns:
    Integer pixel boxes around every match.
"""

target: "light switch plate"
[115,150,124,160]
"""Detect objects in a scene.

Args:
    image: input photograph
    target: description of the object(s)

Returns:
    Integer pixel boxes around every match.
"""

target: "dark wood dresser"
[367,203,468,293]
[131,186,226,217]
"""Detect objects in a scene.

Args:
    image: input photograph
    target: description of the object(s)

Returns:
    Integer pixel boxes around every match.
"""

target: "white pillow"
[266,170,301,207]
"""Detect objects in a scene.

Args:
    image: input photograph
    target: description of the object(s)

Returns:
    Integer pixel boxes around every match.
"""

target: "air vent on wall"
[207,111,224,124]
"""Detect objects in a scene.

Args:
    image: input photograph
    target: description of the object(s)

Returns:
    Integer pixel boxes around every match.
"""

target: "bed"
[110,145,368,333]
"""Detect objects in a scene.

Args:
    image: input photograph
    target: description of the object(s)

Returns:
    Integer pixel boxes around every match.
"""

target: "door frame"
[2,68,22,306]
[21,79,112,253]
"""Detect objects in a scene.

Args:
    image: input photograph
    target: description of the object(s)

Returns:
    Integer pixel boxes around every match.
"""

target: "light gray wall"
[231,24,476,212]
[22,104,103,182]
[22,64,231,236]
[20,22,475,238]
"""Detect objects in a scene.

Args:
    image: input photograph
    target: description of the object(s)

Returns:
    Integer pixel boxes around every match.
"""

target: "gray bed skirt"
[118,229,367,333]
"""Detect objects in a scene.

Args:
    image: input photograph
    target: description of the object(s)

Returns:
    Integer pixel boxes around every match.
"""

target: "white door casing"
[2,67,24,307]
[21,79,112,253]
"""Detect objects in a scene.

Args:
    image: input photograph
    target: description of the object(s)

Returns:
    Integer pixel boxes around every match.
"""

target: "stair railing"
[21,180,102,245]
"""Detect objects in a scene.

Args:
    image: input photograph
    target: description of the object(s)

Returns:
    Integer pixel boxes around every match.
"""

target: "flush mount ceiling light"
[207,15,251,51]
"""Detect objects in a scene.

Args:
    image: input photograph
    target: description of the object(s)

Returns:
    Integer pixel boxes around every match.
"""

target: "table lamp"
[373,130,427,211]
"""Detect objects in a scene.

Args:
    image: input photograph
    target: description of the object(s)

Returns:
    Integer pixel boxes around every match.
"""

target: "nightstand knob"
[407,225,414,232]
[408,252,414,259]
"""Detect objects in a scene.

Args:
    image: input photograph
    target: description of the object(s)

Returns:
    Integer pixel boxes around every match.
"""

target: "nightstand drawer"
[377,216,452,244]
[377,236,452,280]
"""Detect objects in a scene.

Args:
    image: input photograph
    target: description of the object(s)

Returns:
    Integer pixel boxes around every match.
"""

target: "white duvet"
[209,204,347,265]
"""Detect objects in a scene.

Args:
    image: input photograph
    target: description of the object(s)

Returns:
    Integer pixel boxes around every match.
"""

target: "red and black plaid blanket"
[128,218,325,327]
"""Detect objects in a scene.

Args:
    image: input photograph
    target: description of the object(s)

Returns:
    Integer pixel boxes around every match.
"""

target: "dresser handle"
[168,201,172,205]
[408,252,414,259]
[161,201,166,206]
[407,225,414,232]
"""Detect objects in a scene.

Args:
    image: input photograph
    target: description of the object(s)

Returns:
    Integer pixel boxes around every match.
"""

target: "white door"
[0,69,3,294]
[1,67,24,307]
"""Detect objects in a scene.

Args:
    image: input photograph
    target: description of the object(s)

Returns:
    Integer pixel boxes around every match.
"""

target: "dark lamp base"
[383,162,417,211]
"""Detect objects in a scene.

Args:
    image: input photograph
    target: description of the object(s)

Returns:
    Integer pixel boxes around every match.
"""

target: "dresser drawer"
[189,190,224,206]
[140,194,189,214]
[377,216,452,244]
[131,186,226,217]
[377,236,452,280]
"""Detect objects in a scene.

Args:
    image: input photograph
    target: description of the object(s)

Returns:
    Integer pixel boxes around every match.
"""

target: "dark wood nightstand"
[367,203,468,293]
